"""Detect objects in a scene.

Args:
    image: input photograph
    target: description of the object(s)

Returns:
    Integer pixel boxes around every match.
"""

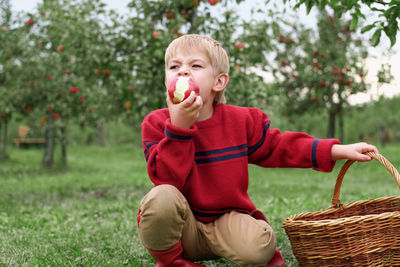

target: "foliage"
[270,8,393,140]
[124,0,282,117]
[344,95,400,144]
[1,0,398,166]
[288,0,400,47]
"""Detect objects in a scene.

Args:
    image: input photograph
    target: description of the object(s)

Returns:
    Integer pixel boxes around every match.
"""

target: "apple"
[124,101,131,110]
[27,19,34,26]
[30,81,34,86]
[69,87,79,93]
[104,69,110,77]
[235,42,244,50]
[40,117,46,126]
[57,45,64,53]
[166,12,174,20]
[280,60,288,66]
[168,76,199,104]
[152,31,160,37]
[332,66,343,75]
[53,113,60,120]
[209,0,218,5]
[193,0,199,6]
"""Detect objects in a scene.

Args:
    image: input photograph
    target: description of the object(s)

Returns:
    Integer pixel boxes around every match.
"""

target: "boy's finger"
[182,91,197,107]
[357,153,372,162]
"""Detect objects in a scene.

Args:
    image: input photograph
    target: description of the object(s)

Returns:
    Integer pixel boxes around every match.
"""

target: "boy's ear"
[213,73,229,93]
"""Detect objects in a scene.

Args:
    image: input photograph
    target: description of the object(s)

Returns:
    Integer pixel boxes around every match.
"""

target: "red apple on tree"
[209,0,218,5]
[57,45,64,53]
[27,19,34,26]
[69,87,79,93]
[168,76,199,104]
[235,42,244,50]
[332,66,343,75]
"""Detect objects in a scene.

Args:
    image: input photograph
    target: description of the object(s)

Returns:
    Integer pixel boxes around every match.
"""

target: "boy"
[138,34,378,267]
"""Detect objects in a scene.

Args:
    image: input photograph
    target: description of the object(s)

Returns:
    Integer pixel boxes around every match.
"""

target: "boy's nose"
[178,68,190,77]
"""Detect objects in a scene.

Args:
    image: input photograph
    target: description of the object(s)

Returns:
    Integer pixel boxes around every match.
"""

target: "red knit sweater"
[142,104,340,223]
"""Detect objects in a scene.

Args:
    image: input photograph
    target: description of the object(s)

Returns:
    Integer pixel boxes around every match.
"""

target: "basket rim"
[283,196,400,227]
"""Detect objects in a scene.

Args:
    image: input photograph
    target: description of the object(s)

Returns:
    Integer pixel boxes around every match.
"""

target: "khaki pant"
[138,184,277,267]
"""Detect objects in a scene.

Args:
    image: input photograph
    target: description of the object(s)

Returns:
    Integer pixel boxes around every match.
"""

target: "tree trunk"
[43,115,55,168]
[97,119,105,146]
[60,126,67,168]
[327,112,336,138]
[338,112,344,143]
[0,118,8,160]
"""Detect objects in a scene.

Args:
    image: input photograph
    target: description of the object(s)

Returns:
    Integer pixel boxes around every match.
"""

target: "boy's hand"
[331,142,379,162]
[167,91,203,129]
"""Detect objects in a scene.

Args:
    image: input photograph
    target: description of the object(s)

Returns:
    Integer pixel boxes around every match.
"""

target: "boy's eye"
[192,64,202,68]
[169,65,179,70]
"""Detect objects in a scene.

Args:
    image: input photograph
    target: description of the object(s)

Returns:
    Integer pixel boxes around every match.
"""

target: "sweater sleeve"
[247,108,340,172]
[142,111,197,190]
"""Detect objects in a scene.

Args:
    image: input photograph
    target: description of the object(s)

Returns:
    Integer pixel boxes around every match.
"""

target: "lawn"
[0,143,399,266]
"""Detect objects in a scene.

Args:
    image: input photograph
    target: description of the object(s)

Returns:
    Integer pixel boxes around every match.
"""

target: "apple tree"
[122,0,287,120]
[0,0,12,160]
[0,0,27,160]
[271,9,392,141]
[19,0,126,168]
[288,0,400,47]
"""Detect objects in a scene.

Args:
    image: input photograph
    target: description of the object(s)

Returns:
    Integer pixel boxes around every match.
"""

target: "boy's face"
[165,47,218,106]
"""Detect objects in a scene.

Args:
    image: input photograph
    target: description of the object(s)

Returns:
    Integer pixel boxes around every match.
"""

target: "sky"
[9,0,400,104]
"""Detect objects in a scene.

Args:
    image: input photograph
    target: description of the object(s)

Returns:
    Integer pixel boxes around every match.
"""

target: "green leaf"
[361,24,375,33]
[371,28,382,47]
[350,14,358,31]
[383,20,398,47]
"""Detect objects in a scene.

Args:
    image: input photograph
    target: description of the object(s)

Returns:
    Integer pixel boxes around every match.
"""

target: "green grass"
[0,143,399,266]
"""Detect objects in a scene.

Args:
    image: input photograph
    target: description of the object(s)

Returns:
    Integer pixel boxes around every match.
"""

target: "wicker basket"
[283,152,400,267]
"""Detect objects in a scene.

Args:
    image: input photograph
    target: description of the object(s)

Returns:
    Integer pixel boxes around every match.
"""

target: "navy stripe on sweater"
[165,129,193,140]
[195,151,248,164]
[143,141,157,162]
[195,144,248,157]
[248,120,270,156]
[311,139,319,169]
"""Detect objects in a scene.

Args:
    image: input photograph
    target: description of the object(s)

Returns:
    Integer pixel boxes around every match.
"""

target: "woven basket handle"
[331,152,400,208]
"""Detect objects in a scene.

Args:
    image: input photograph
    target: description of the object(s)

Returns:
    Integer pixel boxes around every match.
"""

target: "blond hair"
[165,34,229,104]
